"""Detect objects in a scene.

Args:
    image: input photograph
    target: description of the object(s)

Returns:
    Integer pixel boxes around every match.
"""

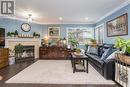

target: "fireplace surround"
[5,38,41,59]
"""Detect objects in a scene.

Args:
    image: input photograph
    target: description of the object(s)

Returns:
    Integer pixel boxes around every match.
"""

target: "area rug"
[6,60,115,84]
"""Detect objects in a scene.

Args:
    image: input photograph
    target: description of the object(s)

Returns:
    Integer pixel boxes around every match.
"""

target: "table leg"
[83,60,85,66]
[86,59,88,73]
[71,58,73,68]
[73,59,75,73]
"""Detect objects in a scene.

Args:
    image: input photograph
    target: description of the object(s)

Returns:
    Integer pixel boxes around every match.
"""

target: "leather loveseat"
[85,44,116,80]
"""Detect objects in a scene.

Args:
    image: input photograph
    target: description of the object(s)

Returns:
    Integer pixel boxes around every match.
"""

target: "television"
[0,28,5,47]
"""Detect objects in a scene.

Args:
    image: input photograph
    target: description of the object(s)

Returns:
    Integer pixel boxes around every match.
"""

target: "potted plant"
[10,32,15,37]
[33,32,40,38]
[7,32,11,37]
[14,30,18,37]
[75,48,81,54]
[14,44,23,58]
[114,37,130,62]
[33,32,36,37]
[68,33,79,49]
[36,33,40,38]
[114,37,130,54]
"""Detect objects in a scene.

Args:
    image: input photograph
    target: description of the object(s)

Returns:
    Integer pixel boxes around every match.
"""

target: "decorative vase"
[15,35,18,38]
[12,35,15,37]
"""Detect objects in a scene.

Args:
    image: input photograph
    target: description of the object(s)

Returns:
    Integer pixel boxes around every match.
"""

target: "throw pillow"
[101,47,113,60]
[106,51,118,60]
[80,49,85,54]
[87,46,98,55]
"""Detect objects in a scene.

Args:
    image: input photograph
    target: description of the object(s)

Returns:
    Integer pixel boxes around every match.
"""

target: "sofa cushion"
[86,53,104,68]
[86,53,100,59]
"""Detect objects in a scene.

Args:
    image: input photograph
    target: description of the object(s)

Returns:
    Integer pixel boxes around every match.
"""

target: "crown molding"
[0,16,95,25]
[96,0,130,23]
[41,22,95,25]
[0,16,43,25]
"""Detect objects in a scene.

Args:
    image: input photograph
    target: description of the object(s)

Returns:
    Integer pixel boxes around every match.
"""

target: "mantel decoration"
[33,32,40,38]
[7,30,18,37]
[107,13,128,37]
[7,30,40,38]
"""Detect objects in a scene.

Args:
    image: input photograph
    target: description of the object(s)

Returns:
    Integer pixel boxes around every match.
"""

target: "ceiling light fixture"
[59,17,63,21]
[27,14,33,22]
[85,17,88,20]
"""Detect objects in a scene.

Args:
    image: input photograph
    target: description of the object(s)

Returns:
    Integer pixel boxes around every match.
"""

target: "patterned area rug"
[6,60,115,84]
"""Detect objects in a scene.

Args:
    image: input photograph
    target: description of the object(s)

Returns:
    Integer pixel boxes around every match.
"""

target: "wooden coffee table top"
[71,52,88,59]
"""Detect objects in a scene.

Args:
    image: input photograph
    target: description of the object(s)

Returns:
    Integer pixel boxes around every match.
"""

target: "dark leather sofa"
[85,44,115,80]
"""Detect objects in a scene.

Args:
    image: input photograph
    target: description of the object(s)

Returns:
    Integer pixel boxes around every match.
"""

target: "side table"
[71,53,89,73]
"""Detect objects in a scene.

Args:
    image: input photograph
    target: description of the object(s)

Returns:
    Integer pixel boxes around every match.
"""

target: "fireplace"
[15,46,35,63]
[5,38,40,59]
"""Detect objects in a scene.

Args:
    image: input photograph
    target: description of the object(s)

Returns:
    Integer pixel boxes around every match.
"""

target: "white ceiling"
[15,0,128,24]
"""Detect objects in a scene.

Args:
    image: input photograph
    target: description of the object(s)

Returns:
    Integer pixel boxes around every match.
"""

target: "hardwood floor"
[0,60,121,87]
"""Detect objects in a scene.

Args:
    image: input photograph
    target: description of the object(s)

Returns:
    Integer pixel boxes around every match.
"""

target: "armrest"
[103,59,115,80]
[104,59,115,64]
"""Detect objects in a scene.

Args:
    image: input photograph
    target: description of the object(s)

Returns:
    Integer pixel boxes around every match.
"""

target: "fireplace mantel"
[5,38,41,59]
[5,37,40,42]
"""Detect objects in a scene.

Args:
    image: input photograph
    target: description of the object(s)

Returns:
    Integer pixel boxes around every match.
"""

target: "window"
[95,24,104,44]
[67,27,94,45]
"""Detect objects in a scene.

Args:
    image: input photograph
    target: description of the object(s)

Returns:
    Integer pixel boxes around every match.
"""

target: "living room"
[0,0,130,87]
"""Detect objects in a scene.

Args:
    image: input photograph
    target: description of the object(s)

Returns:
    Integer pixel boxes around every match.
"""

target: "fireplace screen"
[15,46,34,63]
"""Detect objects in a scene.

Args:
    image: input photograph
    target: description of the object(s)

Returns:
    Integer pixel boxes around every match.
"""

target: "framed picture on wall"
[107,13,128,37]
[48,27,60,38]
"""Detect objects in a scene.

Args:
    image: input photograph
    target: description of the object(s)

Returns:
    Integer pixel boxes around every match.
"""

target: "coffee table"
[71,53,89,73]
